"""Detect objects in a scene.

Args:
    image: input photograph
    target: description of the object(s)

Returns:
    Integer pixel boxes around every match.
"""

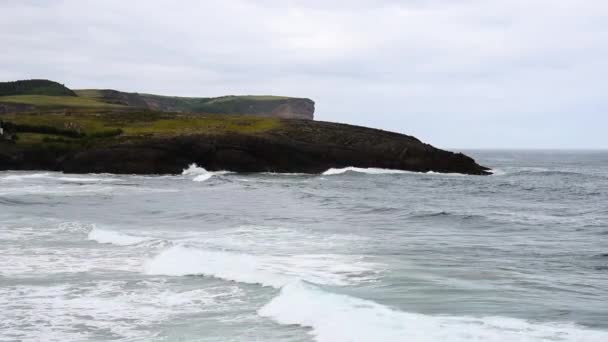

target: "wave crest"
[182,164,231,182]
[87,227,153,246]
[260,281,608,342]
[144,245,377,288]
[322,167,410,176]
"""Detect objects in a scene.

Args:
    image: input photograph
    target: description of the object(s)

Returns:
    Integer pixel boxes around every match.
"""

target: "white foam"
[322,167,411,175]
[425,171,466,176]
[0,173,116,183]
[1,223,160,277]
[259,281,608,342]
[182,163,230,182]
[0,281,243,341]
[1,172,51,181]
[87,227,152,246]
[57,176,116,182]
[488,168,506,176]
[185,225,367,254]
[193,173,213,182]
[145,245,376,288]
[182,163,209,176]
[322,167,470,176]
[261,172,309,176]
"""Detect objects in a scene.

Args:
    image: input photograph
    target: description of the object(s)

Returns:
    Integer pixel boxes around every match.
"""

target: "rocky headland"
[0,79,490,175]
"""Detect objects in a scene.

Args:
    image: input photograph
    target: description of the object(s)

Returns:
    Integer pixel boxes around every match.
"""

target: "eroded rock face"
[271,99,315,120]
[0,119,490,175]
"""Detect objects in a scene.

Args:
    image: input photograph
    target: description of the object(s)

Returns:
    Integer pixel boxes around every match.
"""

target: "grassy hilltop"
[0,79,315,119]
[0,79,303,151]
[0,79,76,97]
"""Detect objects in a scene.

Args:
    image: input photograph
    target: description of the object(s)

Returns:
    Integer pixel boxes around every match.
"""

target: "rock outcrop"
[0,119,489,175]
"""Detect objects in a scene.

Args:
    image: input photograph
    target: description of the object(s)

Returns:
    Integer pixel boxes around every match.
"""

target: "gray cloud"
[1,0,607,148]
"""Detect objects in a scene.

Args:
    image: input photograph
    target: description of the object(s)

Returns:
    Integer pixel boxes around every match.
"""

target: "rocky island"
[0,79,490,175]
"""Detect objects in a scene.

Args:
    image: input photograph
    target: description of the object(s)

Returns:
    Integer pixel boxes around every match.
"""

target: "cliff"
[74,90,315,120]
[0,80,315,120]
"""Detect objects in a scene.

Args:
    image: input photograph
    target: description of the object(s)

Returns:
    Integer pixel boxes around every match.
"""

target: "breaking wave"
[259,281,608,342]
[87,227,153,246]
[322,167,467,176]
[144,245,377,288]
[322,167,411,175]
[182,164,231,182]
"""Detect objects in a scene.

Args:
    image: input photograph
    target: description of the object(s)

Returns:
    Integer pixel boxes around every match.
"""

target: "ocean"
[1,150,607,341]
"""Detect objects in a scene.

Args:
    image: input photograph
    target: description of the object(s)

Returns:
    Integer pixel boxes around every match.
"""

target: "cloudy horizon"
[2,0,606,149]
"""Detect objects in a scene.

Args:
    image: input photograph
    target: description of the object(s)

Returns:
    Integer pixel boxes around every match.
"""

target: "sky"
[1,0,607,149]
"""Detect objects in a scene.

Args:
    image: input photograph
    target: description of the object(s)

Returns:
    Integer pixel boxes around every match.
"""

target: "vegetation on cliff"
[74,90,314,119]
[1,111,279,147]
[0,79,76,97]
[0,79,315,119]
[0,95,125,109]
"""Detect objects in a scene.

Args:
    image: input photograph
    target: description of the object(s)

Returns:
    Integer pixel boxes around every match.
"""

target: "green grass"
[122,116,279,136]
[73,89,104,99]
[74,89,300,115]
[0,95,125,109]
[0,79,76,97]
[3,112,281,146]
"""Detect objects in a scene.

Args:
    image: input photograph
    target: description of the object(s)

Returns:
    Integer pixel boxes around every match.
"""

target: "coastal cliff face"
[270,99,315,120]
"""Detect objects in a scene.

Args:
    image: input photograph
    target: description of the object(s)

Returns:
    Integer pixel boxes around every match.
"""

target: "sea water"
[1,150,607,341]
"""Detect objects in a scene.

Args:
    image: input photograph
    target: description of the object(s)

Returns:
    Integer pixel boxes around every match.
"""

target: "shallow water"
[1,150,607,341]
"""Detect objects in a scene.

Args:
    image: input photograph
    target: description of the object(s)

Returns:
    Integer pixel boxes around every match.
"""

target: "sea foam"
[259,281,608,342]
[87,227,152,246]
[182,164,230,182]
[322,167,467,176]
[144,245,376,288]
[322,167,410,175]
[1,173,52,181]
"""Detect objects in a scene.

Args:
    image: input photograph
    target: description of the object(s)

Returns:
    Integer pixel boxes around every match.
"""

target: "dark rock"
[0,119,490,175]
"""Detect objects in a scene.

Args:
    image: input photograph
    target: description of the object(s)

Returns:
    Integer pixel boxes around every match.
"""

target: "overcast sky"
[2,0,607,149]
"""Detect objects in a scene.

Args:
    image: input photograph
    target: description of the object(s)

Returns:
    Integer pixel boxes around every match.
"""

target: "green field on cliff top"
[0,95,125,109]
[1,112,281,146]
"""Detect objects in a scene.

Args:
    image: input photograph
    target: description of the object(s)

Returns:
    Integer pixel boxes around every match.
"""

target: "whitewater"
[1,150,607,341]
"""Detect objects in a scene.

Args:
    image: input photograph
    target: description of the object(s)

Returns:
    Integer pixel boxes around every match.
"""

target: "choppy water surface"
[1,150,607,341]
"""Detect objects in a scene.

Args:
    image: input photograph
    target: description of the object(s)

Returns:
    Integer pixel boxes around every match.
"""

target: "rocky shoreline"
[0,119,490,175]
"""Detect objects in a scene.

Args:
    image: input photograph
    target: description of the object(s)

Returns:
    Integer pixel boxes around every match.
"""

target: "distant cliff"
[0,79,315,120]
[74,90,315,120]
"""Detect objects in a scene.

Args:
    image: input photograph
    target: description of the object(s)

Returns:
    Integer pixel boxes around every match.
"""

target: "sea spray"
[181,164,231,182]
